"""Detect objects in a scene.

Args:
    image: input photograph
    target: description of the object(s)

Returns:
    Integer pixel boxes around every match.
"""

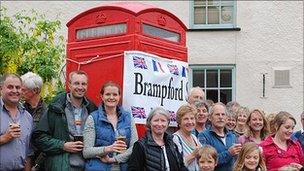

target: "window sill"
[272,85,292,88]
[188,27,241,31]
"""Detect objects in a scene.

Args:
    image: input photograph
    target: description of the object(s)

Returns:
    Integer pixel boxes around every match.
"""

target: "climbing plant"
[0,7,65,102]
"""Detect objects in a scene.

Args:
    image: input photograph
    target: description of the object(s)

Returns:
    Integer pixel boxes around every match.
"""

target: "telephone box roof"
[67,2,187,30]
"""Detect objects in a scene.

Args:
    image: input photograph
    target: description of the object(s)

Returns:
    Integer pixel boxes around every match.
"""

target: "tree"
[0,7,65,102]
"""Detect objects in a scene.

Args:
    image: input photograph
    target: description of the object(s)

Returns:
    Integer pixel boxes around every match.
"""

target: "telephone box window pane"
[220,69,232,87]
[143,24,180,43]
[76,23,127,40]
[193,70,205,87]
[206,89,218,103]
[220,89,232,104]
[206,70,218,87]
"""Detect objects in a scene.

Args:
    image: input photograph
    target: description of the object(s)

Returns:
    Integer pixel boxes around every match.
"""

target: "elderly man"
[198,102,241,171]
[187,86,205,105]
[32,70,97,171]
[21,72,47,128]
[21,72,48,170]
[291,111,304,152]
[0,73,33,171]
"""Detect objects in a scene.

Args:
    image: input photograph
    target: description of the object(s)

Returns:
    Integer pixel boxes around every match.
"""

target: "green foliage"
[0,7,65,103]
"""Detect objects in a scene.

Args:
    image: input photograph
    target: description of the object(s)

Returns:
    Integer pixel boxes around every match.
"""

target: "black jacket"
[128,130,188,171]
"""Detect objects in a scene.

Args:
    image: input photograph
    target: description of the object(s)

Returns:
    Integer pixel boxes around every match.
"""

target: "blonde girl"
[234,142,266,171]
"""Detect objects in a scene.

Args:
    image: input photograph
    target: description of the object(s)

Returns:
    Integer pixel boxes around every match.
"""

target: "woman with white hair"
[128,107,188,171]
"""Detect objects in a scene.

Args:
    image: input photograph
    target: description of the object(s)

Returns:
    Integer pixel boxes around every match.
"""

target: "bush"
[0,7,65,103]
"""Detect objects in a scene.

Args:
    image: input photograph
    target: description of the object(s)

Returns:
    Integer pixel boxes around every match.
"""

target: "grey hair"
[236,106,250,117]
[20,72,43,91]
[226,101,240,110]
[226,109,237,118]
[187,86,205,100]
[209,102,227,116]
[189,86,204,94]
[194,100,209,112]
[146,107,170,129]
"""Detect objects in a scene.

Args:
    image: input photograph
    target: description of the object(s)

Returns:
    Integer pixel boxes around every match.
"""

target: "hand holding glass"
[115,129,127,153]
[9,121,21,138]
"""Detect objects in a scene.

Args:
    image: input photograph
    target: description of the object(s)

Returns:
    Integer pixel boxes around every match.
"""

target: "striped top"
[173,131,201,171]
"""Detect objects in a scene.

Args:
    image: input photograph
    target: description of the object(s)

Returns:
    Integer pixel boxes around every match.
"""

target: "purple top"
[0,98,33,170]
[238,135,260,145]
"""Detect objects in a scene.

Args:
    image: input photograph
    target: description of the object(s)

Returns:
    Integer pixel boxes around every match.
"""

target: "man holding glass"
[0,73,33,171]
[32,71,97,171]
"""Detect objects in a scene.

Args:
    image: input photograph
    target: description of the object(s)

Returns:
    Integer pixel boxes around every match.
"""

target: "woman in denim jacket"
[83,81,138,171]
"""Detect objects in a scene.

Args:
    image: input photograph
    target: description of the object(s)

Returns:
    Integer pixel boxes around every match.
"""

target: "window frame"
[190,0,237,29]
[189,65,236,103]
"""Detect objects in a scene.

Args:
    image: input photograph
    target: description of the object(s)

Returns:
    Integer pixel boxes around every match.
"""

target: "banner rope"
[66,53,123,70]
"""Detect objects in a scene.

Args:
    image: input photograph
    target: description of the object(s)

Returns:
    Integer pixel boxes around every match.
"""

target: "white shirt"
[161,145,170,171]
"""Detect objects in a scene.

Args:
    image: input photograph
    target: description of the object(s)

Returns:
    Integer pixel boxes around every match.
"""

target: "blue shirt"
[198,127,237,171]
[0,98,33,171]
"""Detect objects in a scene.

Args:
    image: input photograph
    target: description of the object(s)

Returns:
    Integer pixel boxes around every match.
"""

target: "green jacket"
[32,92,97,171]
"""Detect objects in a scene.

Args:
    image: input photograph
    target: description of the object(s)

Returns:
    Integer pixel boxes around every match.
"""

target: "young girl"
[234,142,266,171]
[197,145,218,171]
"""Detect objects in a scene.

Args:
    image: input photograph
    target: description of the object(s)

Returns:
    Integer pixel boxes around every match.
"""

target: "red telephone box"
[66,2,187,138]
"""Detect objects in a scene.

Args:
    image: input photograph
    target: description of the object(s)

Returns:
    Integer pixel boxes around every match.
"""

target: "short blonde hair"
[236,106,249,118]
[176,104,197,126]
[198,145,218,164]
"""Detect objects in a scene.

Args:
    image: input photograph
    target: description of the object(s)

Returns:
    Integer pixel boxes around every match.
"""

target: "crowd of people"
[0,71,303,171]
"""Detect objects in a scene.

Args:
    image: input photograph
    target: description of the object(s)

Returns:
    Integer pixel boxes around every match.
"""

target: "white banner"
[122,51,189,126]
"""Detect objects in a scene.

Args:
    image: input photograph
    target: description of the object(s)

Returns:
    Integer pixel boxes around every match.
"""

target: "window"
[76,23,127,40]
[142,24,180,43]
[191,0,236,29]
[274,69,291,88]
[190,65,235,104]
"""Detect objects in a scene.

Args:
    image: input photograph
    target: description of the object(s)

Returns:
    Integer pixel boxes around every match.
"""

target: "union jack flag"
[131,106,146,119]
[133,56,148,69]
[168,110,176,122]
[167,64,179,75]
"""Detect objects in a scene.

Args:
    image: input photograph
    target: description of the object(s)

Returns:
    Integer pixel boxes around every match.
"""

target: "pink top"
[260,136,304,171]
[238,135,257,145]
